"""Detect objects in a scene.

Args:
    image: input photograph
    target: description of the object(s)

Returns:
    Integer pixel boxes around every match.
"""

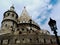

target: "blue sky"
[0,0,60,35]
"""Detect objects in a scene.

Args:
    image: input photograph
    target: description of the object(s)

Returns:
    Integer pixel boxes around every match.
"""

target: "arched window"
[30,38,32,43]
[32,30,34,32]
[5,24,7,27]
[6,13,10,17]
[44,39,46,43]
[22,38,26,43]
[19,31,22,34]
[1,40,3,45]
[8,39,10,44]
[36,38,39,43]
[29,19,32,23]
[15,39,17,44]
[22,28,24,31]
[17,28,19,31]
[12,13,14,17]
[27,29,29,32]
[7,13,10,16]
[50,39,53,44]
[8,13,10,16]
[22,39,24,40]
[11,26,14,32]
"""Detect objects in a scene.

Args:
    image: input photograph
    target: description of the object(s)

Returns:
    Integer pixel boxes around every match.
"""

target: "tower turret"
[1,5,18,33]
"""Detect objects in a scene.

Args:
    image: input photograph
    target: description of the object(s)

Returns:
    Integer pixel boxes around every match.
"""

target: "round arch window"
[12,13,14,17]
[5,13,10,17]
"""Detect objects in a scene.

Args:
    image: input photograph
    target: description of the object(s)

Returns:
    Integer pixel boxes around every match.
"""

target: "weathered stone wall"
[0,33,59,45]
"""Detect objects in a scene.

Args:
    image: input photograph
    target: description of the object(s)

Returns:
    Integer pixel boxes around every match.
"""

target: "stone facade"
[0,6,60,45]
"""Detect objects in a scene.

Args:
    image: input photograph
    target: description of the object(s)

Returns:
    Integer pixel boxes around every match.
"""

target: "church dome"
[3,5,18,20]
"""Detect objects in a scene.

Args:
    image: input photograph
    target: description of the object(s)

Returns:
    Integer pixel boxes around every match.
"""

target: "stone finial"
[24,6,26,9]
[10,5,15,11]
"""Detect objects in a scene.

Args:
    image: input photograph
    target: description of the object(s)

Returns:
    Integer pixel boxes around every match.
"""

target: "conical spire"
[18,6,40,28]
[18,6,31,22]
[21,6,31,17]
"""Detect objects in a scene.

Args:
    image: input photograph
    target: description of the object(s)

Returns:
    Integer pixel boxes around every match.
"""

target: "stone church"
[0,6,60,45]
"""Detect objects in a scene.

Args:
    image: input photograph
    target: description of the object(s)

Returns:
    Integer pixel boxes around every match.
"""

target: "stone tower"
[1,5,18,33]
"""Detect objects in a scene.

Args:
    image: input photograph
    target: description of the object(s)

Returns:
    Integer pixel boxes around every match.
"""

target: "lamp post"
[48,18,60,45]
